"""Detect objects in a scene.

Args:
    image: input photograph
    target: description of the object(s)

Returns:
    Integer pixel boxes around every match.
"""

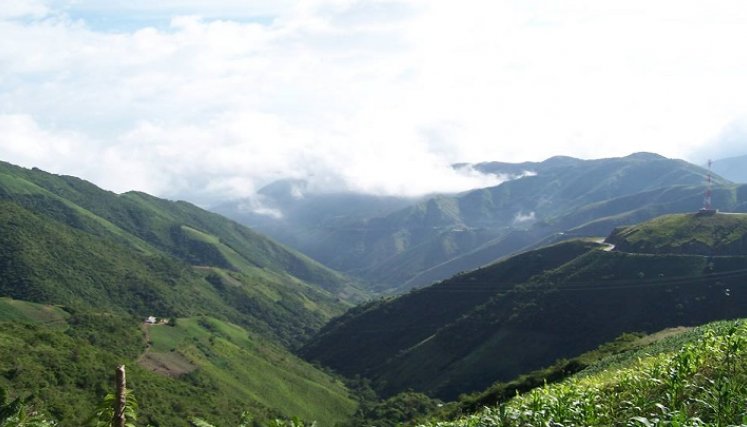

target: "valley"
[2,154,747,426]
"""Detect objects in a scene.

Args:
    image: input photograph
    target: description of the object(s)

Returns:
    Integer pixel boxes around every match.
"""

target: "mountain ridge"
[303,212,747,400]
[215,153,729,293]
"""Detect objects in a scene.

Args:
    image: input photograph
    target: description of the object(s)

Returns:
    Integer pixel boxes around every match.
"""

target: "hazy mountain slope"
[211,179,417,265]
[712,154,747,183]
[218,153,726,293]
[304,213,747,400]
[346,153,726,291]
[407,183,747,287]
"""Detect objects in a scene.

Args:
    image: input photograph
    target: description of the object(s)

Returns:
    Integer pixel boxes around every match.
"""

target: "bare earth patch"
[138,351,197,377]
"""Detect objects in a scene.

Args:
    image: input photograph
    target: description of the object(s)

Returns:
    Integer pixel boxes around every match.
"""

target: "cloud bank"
[2,1,747,204]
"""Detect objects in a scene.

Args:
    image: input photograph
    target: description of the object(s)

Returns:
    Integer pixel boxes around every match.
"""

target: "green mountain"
[303,212,747,400]
[0,161,365,424]
[218,153,730,293]
[0,160,366,345]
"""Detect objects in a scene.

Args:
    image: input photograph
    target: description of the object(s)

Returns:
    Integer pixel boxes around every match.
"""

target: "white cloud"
[690,118,747,163]
[0,114,91,171]
[0,0,49,19]
[55,0,295,18]
[2,1,747,204]
[513,211,536,226]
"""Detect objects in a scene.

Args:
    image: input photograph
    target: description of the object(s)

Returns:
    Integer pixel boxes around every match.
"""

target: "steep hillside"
[221,153,729,293]
[0,161,363,300]
[304,213,747,400]
[0,301,356,426]
[0,161,365,424]
[0,160,365,346]
[416,319,747,426]
[301,239,605,388]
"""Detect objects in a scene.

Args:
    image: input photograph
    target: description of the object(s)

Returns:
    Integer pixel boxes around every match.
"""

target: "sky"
[2,0,747,204]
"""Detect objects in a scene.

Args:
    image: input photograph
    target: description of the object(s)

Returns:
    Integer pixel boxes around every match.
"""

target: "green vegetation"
[0,160,369,347]
[6,159,747,426]
[445,329,696,418]
[305,213,747,401]
[0,299,356,426]
[0,161,366,424]
[302,239,603,381]
[143,317,356,426]
[609,212,747,255]
[0,298,68,324]
[417,320,747,426]
[5,318,747,427]
[346,391,440,427]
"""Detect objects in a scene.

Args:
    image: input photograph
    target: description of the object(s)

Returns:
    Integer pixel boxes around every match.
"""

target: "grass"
[144,317,357,426]
[0,298,68,325]
[609,212,747,255]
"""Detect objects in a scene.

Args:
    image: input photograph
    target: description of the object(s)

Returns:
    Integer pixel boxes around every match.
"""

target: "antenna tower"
[703,159,713,211]
[697,159,717,215]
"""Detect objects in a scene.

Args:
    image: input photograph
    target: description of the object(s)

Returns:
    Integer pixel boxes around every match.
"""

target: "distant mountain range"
[215,152,736,293]
[302,212,747,400]
[712,153,747,183]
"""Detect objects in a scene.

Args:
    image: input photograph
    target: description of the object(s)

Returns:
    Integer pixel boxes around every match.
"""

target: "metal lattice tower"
[703,159,713,211]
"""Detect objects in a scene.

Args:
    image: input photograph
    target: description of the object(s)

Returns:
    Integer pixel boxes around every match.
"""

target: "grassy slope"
[417,319,747,426]
[0,299,357,426]
[608,212,747,255]
[0,297,68,324]
[145,317,356,426]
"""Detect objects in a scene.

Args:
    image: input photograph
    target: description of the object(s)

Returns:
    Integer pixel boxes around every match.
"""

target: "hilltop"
[303,212,747,400]
[608,212,747,255]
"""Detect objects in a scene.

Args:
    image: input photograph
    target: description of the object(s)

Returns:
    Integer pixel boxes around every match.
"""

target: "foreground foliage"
[419,320,747,427]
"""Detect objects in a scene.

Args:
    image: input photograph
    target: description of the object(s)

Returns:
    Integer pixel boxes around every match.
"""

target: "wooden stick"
[114,365,127,427]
